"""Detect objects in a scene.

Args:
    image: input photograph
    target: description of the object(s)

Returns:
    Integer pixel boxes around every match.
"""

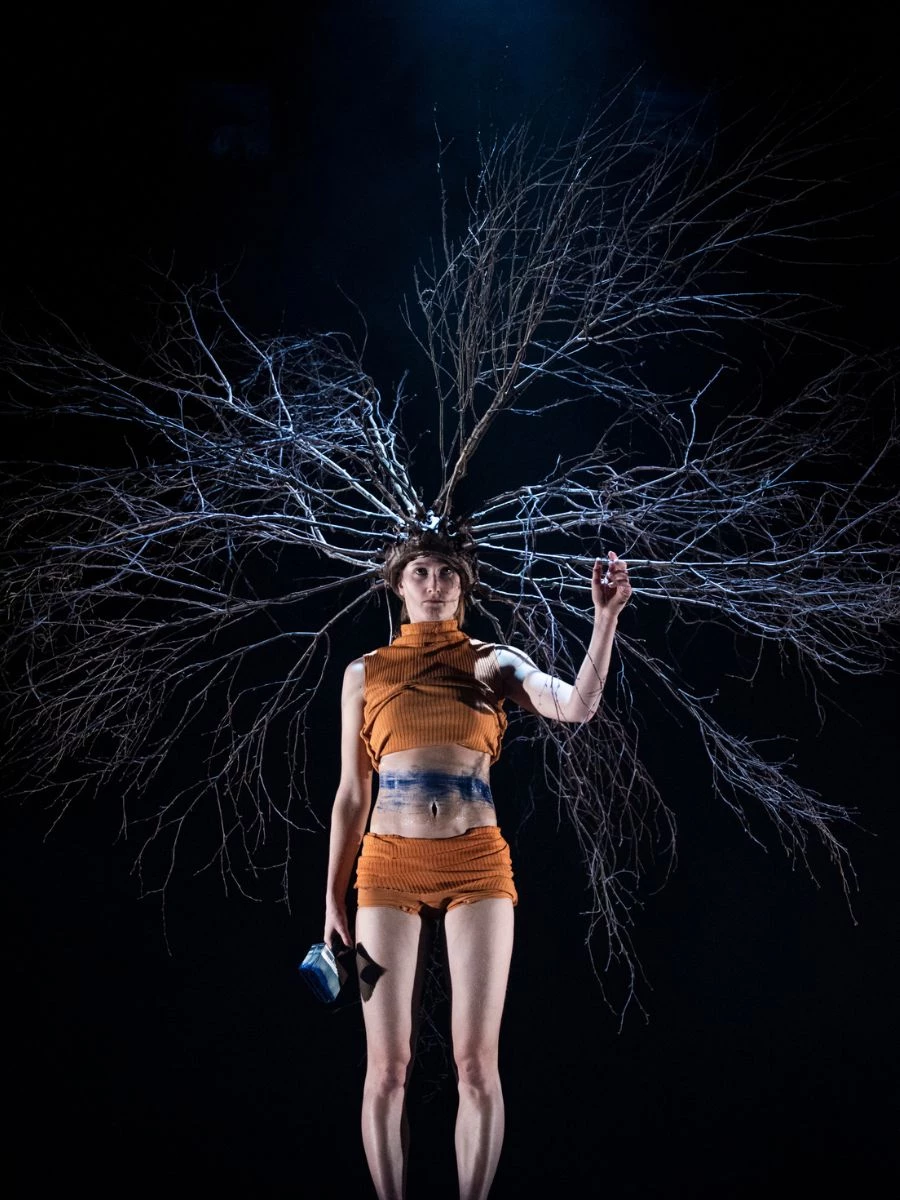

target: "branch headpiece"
[3,90,897,1012]
[381,512,479,596]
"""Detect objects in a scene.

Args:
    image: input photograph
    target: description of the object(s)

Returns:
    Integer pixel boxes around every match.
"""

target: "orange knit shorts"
[355,825,518,915]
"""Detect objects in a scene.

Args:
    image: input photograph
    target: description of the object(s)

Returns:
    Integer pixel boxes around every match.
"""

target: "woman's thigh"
[355,905,431,1061]
[443,898,514,1055]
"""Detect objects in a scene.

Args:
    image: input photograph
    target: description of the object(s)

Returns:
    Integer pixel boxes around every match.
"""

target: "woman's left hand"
[592,551,632,616]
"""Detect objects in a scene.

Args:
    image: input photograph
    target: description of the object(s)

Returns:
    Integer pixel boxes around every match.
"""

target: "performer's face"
[396,555,463,622]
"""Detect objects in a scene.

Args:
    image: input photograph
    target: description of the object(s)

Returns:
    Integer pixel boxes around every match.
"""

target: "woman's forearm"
[325,790,370,909]
[564,609,621,722]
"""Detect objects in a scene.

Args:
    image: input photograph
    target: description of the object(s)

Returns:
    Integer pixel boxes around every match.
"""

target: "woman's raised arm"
[499,552,631,723]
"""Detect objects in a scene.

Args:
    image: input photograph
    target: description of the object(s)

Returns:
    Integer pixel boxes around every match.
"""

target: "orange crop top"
[360,619,507,769]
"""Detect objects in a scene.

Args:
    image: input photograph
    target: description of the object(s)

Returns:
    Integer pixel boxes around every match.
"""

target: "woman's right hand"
[324,900,353,952]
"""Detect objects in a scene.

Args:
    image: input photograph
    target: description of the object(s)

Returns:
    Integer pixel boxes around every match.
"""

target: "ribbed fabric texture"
[355,826,518,910]
[360,619,507,768]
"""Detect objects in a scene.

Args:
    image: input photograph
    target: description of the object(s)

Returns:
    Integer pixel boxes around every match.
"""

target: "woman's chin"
[412,604,454,620]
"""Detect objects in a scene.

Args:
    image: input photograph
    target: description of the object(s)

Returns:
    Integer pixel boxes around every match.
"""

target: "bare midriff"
[370,743,496,838]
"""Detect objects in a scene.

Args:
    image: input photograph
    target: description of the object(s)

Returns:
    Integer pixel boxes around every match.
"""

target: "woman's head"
[382,528,478,625]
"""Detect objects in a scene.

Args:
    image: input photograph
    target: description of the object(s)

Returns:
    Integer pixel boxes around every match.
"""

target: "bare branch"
[3,91,898,1011]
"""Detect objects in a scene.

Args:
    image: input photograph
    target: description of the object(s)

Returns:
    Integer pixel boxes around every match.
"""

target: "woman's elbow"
[559,700,602,724]
[332,780,371,815]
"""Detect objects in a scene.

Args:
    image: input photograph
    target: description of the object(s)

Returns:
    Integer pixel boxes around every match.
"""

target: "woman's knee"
[453,1044,500,1093]
[365,1049,414,1096]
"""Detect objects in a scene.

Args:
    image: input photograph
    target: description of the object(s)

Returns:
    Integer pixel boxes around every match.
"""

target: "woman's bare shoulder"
[491,643,538,671]
[342,657,366,694]
[468,637,527,656]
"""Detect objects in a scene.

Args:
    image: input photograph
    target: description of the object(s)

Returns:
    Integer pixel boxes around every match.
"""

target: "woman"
[323,533,631,1200]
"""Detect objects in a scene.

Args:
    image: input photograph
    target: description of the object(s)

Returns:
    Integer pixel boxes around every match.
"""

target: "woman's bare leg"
[443,898,515,1200]
[355,906,429,1200]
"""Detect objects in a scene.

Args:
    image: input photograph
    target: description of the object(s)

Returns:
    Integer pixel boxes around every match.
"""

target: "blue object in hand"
[299,942,348,1003]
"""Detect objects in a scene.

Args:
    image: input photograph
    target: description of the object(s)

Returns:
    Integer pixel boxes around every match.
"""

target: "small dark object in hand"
[299,942,348,1003]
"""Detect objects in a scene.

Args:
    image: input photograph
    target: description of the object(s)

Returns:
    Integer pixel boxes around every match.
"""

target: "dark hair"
[382,526,478,625]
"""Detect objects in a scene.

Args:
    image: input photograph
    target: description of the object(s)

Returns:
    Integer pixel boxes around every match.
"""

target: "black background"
[2,4,898,1197]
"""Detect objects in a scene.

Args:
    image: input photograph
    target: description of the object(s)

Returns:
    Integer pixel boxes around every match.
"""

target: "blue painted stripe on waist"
[378,771,493,801]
